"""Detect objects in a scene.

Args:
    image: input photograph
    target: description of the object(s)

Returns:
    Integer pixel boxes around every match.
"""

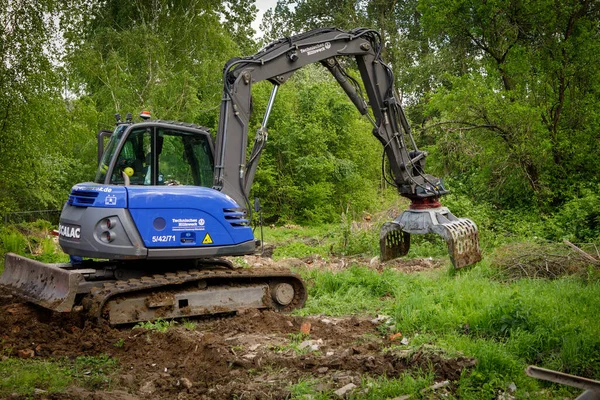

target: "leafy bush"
[0,358,71,396]
[544,188,600,242]
[330,213,379,256]
[0,231,28,255]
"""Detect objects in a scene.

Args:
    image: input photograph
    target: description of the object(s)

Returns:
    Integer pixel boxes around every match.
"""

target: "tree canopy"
[1,0,599,239]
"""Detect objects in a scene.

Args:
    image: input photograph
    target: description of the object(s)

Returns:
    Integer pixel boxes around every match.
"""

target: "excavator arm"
[213,27,481,268]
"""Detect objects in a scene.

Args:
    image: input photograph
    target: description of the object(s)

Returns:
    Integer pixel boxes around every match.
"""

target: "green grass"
[72,355,119,390]
[262,225,334,259]
[261,220,451,261]
[0,218,597,398]
[134,318,177,332]
[0,358,71,396]
[181,319,198,330]
[359,372,437,399]
[295,261,600,399]
[133,318,197,332]
[0,354,119,396]
[0,231,28,255]
[287,378,331,399]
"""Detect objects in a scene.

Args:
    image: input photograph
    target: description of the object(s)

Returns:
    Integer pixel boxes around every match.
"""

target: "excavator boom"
[213,27,481,267]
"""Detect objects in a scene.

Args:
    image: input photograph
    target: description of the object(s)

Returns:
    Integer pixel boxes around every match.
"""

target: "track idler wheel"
[271,283,295,306]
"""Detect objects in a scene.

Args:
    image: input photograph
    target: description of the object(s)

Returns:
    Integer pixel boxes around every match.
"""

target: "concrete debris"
[298,339,323,352]
[370,314,392,324]
[139,380,156,395]
[421,380,449,393]
[334,383,357,398]
[180,377,193,389]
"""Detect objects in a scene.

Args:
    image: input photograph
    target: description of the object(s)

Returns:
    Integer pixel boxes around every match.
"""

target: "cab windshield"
[94,125,128,183]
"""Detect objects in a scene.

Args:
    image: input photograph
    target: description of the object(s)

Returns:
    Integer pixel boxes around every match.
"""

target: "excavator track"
[83,267,307,326]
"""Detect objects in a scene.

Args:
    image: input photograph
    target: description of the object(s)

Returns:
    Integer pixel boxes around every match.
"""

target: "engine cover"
[59,183,255,260]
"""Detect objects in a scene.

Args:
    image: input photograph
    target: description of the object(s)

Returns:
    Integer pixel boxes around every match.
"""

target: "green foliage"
[0,354,119,396]
[250,66,385,224]
[297,263,600,397]
[419,0,600,210]
[0,222,70,272]
[544,187,600,242]
[72,355,119,390]
[0,358,71,396]
[0,231,28,255]
[134,318,177,332]
[330,213,379,256]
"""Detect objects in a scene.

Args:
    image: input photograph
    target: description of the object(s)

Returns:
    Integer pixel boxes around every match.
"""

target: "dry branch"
[491,241,598,281]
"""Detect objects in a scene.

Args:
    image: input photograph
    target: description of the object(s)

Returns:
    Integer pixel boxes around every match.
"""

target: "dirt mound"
[0,291,474,399]
[244,254,443,274]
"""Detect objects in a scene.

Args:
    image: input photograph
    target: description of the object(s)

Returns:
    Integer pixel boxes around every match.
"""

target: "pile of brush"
[491,240,599,281]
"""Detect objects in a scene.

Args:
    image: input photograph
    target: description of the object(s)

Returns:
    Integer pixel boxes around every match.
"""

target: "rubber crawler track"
[83,267,307,325]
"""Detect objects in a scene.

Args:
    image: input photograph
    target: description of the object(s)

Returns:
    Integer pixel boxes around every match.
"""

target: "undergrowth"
[0,220,68,273]
[295,262,600,399]
[134,318,177,332]
[0,354,119,396]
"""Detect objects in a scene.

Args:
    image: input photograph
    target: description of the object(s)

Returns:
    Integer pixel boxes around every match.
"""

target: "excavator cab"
[96,122,215,188]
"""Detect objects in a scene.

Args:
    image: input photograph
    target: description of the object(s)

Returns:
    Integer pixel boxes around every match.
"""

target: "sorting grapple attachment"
[0,253,82,312]
[380,223,410,261]
[380,207,481,268]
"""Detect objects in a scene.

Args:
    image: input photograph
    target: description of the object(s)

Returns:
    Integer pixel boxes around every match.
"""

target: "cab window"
[109,128,152,185]
[108,126,213,187]
[157,128,214,187]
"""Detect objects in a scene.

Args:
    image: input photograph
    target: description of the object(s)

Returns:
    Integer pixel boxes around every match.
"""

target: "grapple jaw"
[380,207,481,268]
[380,222,410,261]
[0,253,82,312]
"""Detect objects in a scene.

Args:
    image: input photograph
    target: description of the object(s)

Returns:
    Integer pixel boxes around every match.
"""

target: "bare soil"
[0,258,471,400]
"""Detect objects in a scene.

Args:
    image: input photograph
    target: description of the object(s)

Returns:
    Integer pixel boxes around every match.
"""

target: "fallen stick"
[563,240,599,265]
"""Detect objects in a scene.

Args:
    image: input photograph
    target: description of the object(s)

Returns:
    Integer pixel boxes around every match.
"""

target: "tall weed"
[0,232,28,255]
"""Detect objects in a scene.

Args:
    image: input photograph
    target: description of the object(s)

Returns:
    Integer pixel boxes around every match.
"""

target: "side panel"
[127,186,254,249]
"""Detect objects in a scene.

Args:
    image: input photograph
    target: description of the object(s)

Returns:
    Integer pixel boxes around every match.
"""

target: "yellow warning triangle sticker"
[202,233,213,244]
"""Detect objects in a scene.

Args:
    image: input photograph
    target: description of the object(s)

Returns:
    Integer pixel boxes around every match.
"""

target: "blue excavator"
[0,28,480,325]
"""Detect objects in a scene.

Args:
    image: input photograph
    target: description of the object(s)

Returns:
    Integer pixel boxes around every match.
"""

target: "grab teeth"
[379,207,482,268]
